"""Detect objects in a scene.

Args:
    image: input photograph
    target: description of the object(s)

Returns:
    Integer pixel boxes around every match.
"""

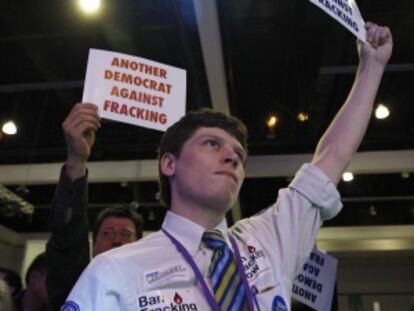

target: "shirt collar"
[162,211,229,256]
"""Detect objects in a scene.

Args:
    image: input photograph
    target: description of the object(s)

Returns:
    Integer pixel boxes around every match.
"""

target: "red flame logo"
[174,293,183,304]
[248,246,256,253]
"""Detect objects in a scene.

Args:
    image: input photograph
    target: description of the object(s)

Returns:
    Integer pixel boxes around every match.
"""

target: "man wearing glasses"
[45,108,143,310]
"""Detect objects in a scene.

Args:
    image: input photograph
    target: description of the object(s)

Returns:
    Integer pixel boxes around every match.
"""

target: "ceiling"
[0,0,414,253]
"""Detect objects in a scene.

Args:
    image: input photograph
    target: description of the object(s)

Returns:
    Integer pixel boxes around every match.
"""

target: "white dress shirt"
[62,163,342,311]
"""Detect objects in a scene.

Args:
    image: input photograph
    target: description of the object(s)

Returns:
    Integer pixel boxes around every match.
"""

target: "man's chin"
[209,192,238,211]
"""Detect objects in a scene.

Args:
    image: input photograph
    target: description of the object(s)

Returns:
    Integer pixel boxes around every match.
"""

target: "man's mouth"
[215,171,238,183]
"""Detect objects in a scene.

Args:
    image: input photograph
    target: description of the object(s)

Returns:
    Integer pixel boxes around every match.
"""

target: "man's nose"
[111,241,122,248]
[111,232,124,244]
[222,146,239,167]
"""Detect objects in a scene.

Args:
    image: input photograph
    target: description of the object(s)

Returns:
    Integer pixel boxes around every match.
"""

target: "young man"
[45,100,143,310]
[61,22,392,310]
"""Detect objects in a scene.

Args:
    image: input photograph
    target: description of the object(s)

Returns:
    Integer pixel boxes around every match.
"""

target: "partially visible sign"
[82,49,186,132]
[308,0,366,42]
[292,250,338,311]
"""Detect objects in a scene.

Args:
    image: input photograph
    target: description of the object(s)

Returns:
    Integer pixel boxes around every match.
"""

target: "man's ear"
[160,153,177,177]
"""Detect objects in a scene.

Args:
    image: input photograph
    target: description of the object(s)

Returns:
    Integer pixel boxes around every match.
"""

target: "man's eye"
[236,152,245,162]
[103,230,114,238]
[121,231,133,239]
[205,139,219,148]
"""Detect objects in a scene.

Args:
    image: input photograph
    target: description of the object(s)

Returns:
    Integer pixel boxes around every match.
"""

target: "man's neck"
[170,202,227,229]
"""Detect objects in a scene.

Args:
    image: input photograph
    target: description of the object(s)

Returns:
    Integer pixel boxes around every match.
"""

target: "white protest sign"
[82,49,186,132]
[292,250,338,311]
[308,0,367,43]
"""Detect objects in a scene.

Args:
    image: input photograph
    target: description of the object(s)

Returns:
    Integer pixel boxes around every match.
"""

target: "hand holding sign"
[63,103,101,180]
[359,22,393,69]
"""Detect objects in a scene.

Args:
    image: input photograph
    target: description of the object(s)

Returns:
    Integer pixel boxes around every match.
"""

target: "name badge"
[144,262,192,290]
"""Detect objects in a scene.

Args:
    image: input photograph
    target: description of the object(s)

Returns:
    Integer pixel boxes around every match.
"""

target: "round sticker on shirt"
[60,301,80,311]
[272,295,288,311]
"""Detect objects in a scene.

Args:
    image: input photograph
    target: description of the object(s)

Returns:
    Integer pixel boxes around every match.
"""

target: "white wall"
[336,252,414,311]
[0,227,49,286]
[338,294,414,311]
[0,225,25,273]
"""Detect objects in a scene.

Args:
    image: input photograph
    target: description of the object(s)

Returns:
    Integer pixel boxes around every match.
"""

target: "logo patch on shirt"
[144,263,191,289]
[138,289,198,311]
[272,295,288,311]
[241,244,271,282]
[60,301,80,311]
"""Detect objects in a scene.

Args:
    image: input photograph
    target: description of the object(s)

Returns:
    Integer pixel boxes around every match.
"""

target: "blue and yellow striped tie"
[202,229,248,311]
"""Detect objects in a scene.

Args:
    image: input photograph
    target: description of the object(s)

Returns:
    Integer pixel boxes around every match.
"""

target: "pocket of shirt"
[251,269,289,311]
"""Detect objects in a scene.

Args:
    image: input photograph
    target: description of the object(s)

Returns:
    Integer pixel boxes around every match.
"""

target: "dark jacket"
[45,168,90,311]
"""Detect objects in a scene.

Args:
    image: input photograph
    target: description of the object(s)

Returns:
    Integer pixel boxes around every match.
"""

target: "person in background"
[46,205,143,310]
[0,267,23,299]
[45,104,144,310]
[63,22,392,310]
[14,253,48,311]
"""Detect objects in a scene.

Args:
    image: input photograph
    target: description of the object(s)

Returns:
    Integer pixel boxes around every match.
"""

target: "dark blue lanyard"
[162,229,255,311]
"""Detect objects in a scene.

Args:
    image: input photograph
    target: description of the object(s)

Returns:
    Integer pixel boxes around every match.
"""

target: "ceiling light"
[266,115,278,128]
[374,103,389,119]
[297,112,309,122]
[79,0,101,14]
[2,121,17,135]
[342,172,354,182]
[265,114,278,138]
